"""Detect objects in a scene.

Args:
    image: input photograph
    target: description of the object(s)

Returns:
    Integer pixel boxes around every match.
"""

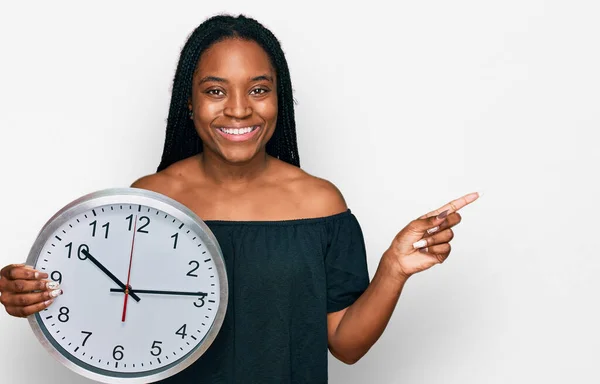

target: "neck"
[199,150,270,186]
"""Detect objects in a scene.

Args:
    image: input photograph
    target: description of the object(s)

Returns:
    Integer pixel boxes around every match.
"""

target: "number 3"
[193,297,205,308]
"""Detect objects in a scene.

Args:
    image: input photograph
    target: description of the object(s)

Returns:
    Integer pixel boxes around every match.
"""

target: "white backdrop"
[1,1,598,383]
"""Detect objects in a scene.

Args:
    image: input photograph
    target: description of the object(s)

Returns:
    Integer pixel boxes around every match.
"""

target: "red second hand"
[122,215,138,322]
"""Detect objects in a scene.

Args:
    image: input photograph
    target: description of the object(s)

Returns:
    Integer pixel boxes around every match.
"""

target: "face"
[189,38,278,164]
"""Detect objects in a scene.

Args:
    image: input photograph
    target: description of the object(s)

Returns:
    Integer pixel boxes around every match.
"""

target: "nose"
[223,91,252,119]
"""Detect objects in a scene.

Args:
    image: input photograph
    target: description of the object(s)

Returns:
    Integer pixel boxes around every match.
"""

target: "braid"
[157,14,300,172]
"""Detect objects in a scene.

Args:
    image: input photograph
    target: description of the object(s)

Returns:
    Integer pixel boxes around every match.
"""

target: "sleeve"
[324,211,371,313]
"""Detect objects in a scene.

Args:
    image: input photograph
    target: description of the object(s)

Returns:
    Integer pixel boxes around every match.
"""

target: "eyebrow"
[198,74,274,85]
[250,75,274,83]
[199,76,227,84]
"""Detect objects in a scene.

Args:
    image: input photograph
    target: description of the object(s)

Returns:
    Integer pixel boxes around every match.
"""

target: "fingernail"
[427,226,439,234]
[45,299,54,306]
[436,210,449,220]
[34,271,48,279]
[419,247,429,253]
[477,191,484,198]
[50,289,63,298]
[413,239,427,249]
[47,281,60,290]
[24,265,35,269]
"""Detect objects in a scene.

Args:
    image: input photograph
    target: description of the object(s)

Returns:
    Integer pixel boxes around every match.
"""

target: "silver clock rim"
[26,187,229,384]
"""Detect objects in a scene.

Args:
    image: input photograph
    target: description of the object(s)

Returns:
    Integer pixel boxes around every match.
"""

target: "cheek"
[254,96,278,123]
[196,100,221,124]
[257,98,278,143]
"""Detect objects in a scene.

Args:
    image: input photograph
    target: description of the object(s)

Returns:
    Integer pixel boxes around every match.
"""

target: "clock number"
[150,341,163,356]
[137,216,150,233]
[66,243,88,260]
[89,220,110,239]
[113,345,124,361]
[77,244,89,260]
[175,324,187,339]
[81,331,92,346]
[187,261,199,277]
[58,307,70,322]
[171,233,178,249]
[126,215,133,230]
[126,215,150,233]
[50,271,62,284]
[193,296,205,308]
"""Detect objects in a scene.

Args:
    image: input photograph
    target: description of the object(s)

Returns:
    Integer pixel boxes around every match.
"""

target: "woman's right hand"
[0,264,63,317]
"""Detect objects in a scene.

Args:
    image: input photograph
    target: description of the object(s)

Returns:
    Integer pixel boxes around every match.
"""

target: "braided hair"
[156,14,300,172]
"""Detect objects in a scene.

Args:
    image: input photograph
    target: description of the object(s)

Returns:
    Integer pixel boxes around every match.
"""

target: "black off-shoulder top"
[159,209,370,384]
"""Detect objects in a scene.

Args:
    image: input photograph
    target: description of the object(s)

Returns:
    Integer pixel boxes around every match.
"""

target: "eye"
[205,89,224,96]
[250,87,270,95]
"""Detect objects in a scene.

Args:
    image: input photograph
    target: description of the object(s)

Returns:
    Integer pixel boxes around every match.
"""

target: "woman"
[0,14,479,383]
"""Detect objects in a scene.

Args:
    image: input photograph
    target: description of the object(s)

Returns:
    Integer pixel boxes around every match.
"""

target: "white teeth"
[220,126,256,135]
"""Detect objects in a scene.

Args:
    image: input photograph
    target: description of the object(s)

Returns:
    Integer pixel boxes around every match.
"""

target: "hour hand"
[110,288,207,297]
[80,249,141,302]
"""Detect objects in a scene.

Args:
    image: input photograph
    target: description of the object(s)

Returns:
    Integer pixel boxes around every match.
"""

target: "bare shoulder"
[129,157,195,199]
[300,174,348,217]
[130,173,176,195]
[272,160,348,218]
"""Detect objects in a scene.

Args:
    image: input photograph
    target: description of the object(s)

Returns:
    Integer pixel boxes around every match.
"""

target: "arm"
[326,254,408,364]
[320,186,480,364]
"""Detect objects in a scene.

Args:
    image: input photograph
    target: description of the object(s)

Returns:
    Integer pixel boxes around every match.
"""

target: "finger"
[413,228,454,249]
[0,266,48,281]
[0,264,28,278]
[418,243,452,264]
[5,279,59,294]
[423,212,461,238]
[5,299,55,318]
[420,192,481,219]
[395,212,450,253]
[0,289,63,308]
[405,209,451,239]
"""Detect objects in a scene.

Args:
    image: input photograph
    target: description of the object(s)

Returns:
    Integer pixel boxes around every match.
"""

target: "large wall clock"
[25,188,228,383]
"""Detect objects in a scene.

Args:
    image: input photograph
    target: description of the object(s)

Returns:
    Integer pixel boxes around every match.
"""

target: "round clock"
[25,188,228,383]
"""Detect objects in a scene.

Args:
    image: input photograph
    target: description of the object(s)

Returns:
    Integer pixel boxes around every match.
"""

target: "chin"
[218,146,263,164]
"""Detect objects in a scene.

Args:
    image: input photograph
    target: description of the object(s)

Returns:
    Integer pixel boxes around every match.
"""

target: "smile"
[215,125,261,142]
[217,126,259,135]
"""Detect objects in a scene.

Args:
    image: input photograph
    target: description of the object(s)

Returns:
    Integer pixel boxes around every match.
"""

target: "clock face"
[26,189,228,384]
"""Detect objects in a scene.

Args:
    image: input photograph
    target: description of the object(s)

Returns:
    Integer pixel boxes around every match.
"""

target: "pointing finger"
[420,191,481,219]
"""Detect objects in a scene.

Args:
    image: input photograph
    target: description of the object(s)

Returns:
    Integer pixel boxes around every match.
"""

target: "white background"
[1,0,598,383]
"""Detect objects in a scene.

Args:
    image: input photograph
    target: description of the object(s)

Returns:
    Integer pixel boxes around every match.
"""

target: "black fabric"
[159,209,370,384]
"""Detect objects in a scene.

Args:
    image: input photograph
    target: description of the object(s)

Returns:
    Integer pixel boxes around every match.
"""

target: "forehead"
[195,38,274,78]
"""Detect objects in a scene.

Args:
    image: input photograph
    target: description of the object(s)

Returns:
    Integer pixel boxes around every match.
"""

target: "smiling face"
[189,38,278,165]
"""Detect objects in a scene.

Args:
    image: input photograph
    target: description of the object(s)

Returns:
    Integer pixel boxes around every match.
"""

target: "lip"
[214,125,261,142]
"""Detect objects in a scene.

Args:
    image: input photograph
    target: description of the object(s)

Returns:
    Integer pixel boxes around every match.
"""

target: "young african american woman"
[0,14,480,383]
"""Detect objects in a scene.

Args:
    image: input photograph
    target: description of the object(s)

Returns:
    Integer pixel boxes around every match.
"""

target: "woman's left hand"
[383,192,481,280]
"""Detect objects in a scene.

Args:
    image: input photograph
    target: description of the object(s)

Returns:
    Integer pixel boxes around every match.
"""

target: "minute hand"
[80,249,141,302]
[110,288,207,297]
